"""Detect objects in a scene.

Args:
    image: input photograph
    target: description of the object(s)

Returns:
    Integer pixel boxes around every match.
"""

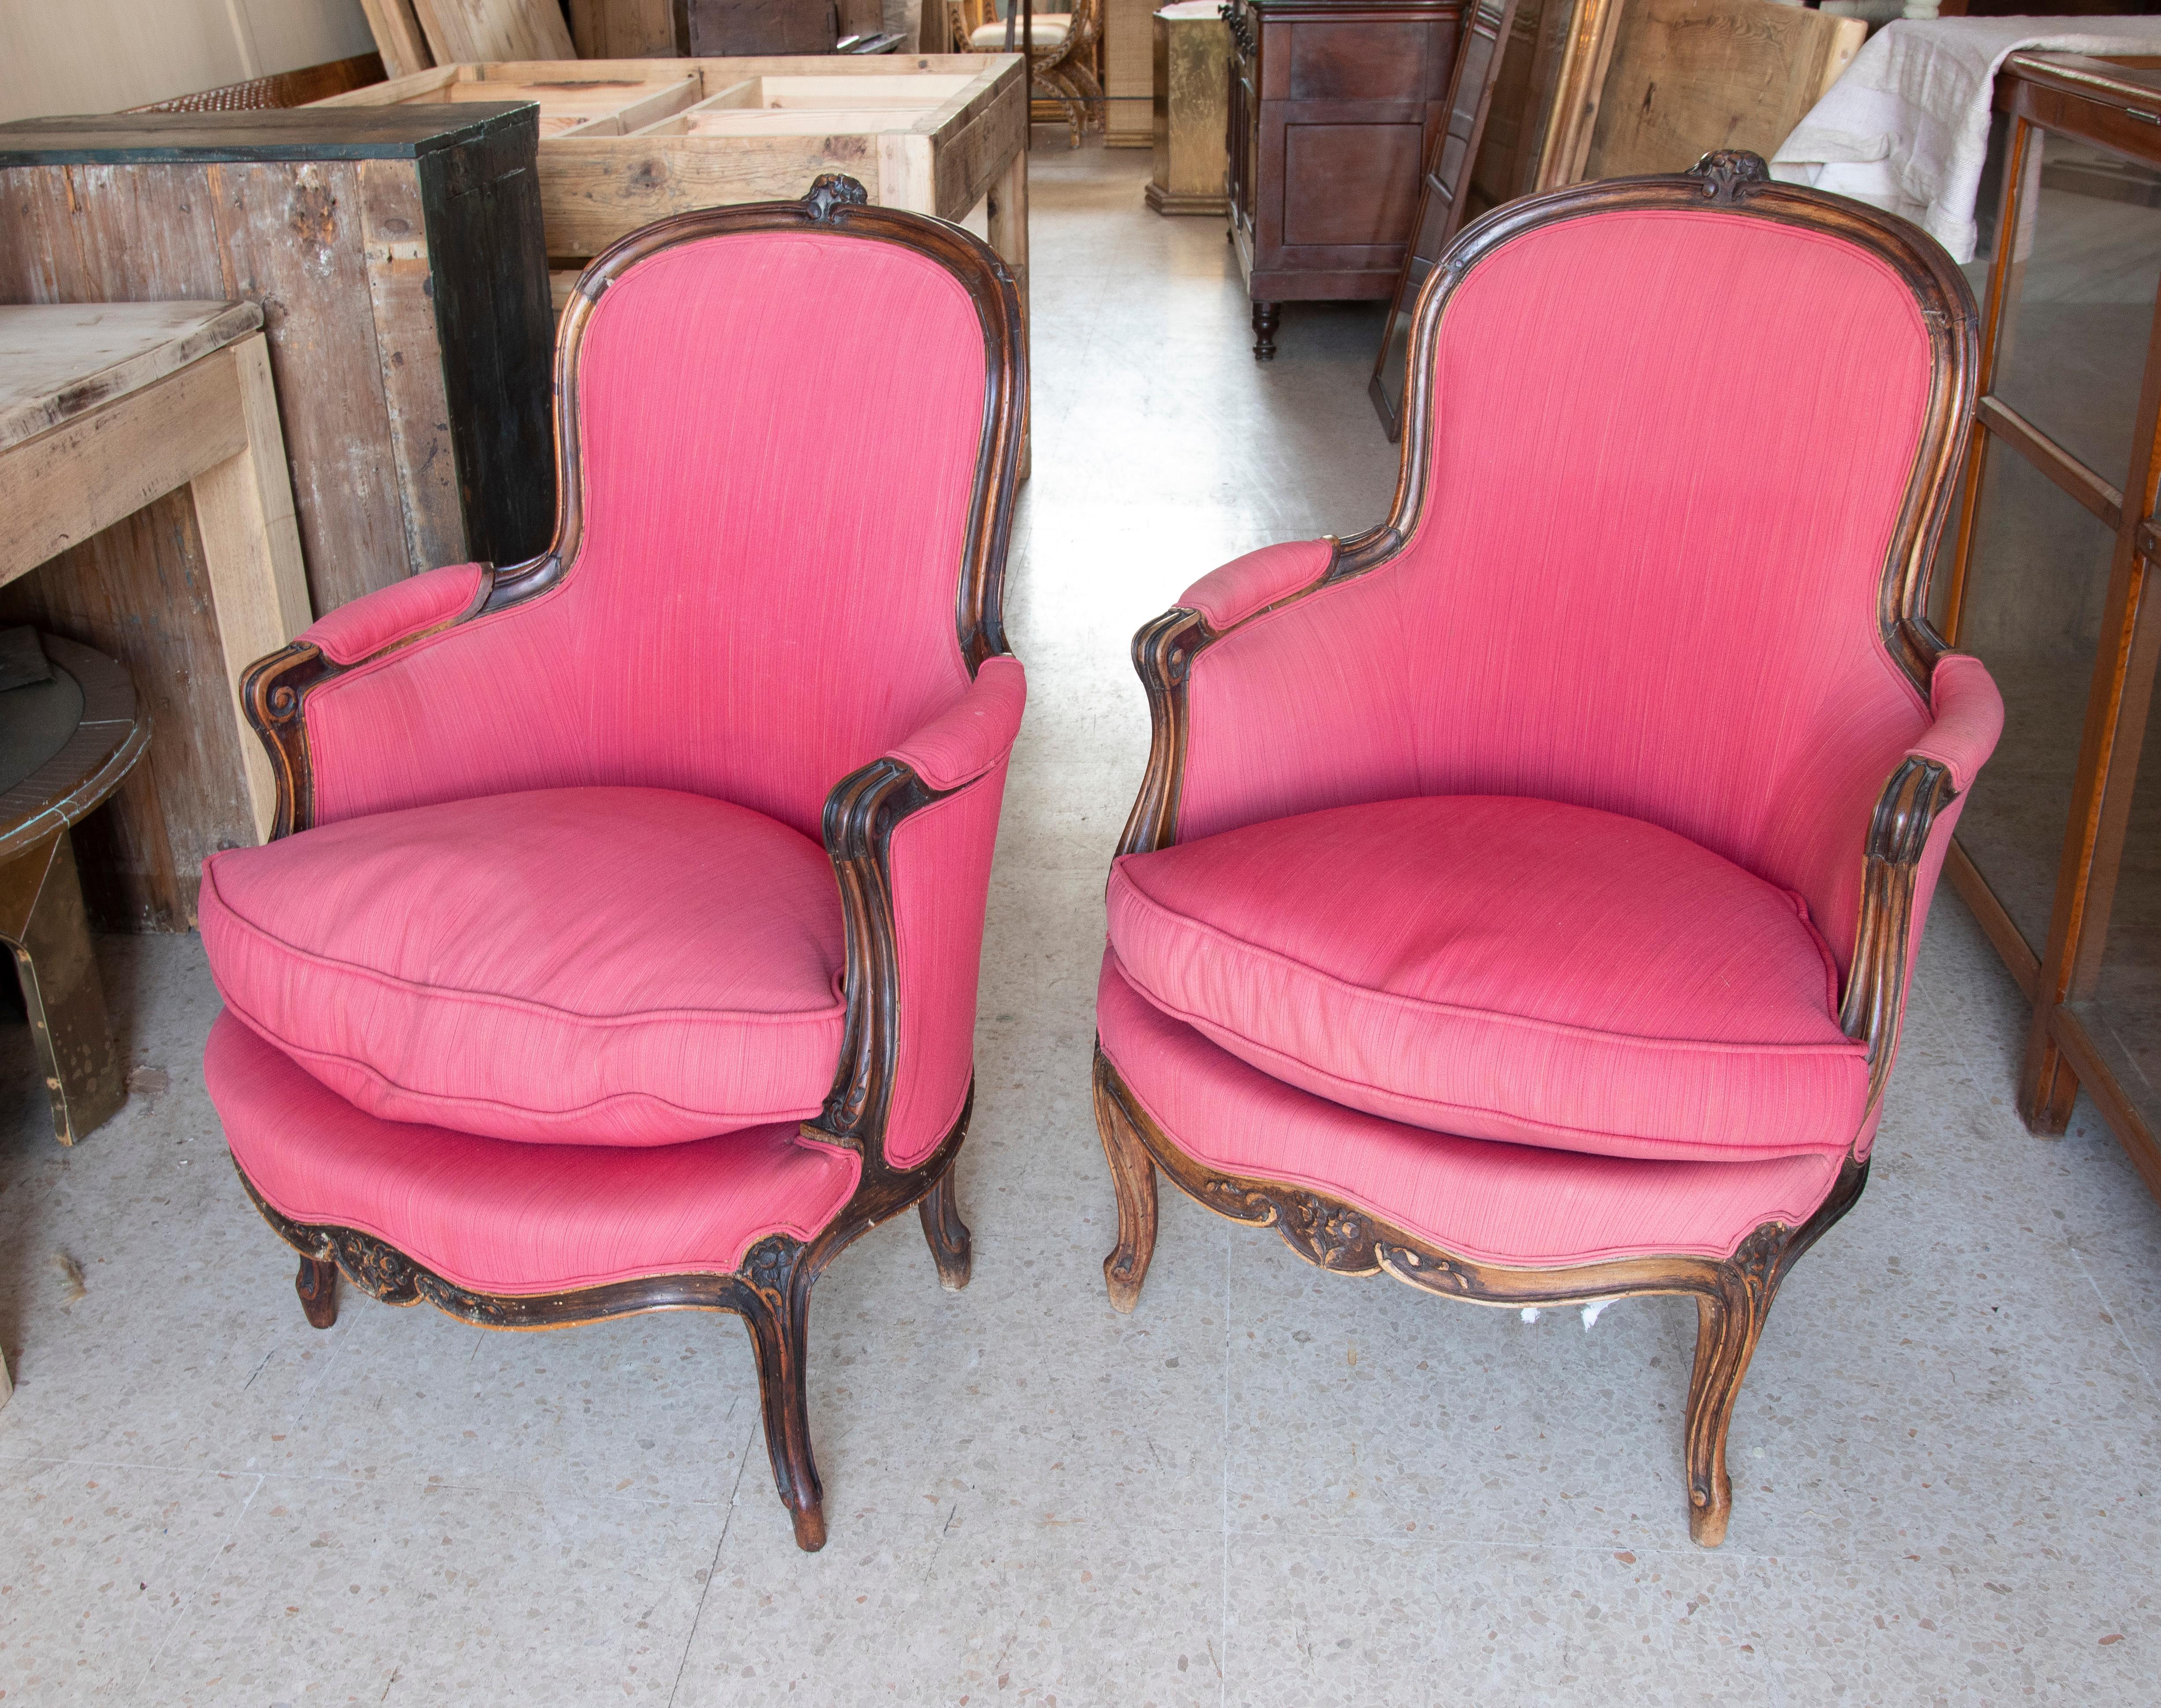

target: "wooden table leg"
[186,334,313,843]
[0,827,125,1145]
[987,147,1031,483]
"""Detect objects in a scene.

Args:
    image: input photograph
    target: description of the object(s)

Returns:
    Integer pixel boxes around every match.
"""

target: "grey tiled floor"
[2,140,2158,1706]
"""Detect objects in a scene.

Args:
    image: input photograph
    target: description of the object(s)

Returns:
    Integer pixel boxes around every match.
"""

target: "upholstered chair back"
[306,229,995,842]
[1179,203,1960,974]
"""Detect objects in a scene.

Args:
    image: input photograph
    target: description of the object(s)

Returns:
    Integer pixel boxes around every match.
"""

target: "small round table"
[0,632,149,1146]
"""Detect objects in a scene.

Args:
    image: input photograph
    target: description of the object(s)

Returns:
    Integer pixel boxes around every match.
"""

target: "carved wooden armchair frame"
[1094,155,1981,1546]
[228,177,1025,1553]
[948,0,1103,146]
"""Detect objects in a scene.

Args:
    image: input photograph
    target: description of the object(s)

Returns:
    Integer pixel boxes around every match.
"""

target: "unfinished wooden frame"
[228,177,1026,1553]
[1097,154,1979,1548]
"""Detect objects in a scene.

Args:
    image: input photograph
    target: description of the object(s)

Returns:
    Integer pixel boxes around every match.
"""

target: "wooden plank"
[554,76,705,135]
[539,130,883,252]
[0,301,261,453]
[188,340,315,839]
[313,65,465,106]
[413,0,579,63]
[1582,0,1863,181]
[225,333,313,643]
[357,158,471,573]
[0,353,247,588]
[205,157,415,613]
[571,0,690,57]
[361,0,438,79]
[931,69,1028,221]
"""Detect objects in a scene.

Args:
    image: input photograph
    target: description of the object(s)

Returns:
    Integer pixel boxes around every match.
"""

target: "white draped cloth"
[1771,17,2161,263]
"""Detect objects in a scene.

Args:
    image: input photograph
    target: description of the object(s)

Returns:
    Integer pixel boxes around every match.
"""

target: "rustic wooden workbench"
[0,301,311,924]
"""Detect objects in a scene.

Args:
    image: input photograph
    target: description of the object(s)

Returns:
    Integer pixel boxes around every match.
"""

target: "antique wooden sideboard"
[1224,0,1464,356]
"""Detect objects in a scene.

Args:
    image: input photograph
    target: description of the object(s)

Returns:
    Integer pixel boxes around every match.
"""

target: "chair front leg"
[1682,1259,1778,1546]
[738,1236,826,1551]
[296,1254,339,1328]
[918,1161,973,1290]
[1093,1048,1159,1313]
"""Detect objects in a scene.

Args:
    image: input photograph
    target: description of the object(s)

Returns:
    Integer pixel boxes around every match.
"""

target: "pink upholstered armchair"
[1092,153,2002,1546]
[199,177,1026,1552]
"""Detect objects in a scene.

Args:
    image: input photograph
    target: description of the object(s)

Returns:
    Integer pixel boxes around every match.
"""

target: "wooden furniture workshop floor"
[0,139,2155,1708]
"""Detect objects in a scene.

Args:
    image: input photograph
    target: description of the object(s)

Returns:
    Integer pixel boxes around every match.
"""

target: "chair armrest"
[1840,653,2004,1109]
[300,564,489,665]
[808,658,1027,1175]
[240,560,543,837]
[1181,539,1335,630]
[1119,535,1429,853]
[887,655,1026,789]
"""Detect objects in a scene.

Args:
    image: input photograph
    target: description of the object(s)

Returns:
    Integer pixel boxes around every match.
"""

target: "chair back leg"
[918,1164,974,1290]
[1093,1049,1160,1313]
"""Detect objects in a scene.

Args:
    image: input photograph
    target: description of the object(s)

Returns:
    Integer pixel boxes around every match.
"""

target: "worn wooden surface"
[1581,0,1862,180]
[571,0,691,56]
[0,301,261,453]
[1148,6,1233,214]
[0,313,310,922]
[689,0,844,55]
[0,107,556,614]
[362,0,438,77]
[317,57,1026,250]
[414,0,579,62]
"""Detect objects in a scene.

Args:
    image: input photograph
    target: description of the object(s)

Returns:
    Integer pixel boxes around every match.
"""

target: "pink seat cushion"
[1107,796,1868,1164]
[200,786,845,1147]
[1097,956,1841,1267]
[205,1013,859,1293]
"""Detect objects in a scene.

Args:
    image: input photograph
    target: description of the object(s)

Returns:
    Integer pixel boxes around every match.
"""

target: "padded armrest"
[887,655,1027,790]
[1180,539,1334,631]
[1911,653,2003,794]
[301,564,487,666]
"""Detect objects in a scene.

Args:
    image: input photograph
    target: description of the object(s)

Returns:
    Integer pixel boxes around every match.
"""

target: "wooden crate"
[313,56,1028,262]
[0,107,557,621]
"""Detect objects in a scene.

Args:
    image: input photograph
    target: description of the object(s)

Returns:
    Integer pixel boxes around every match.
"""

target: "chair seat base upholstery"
[200,786,847,1149]
[1096,954,1841,1268]
[1107,796,1869,1165]
[205,1011,860,1297]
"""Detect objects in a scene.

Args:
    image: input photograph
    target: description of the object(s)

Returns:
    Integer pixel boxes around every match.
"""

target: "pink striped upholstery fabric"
[884,757,1012,1166]
[295,231,988,843]
[303,563,485,665]
[1174,210,1943,977]
[1096,957,1841,1266]
[1183,539,1334,630]
[201,787,845,1146]
[1108,795,1865,1164]
[205,1013,859,1293]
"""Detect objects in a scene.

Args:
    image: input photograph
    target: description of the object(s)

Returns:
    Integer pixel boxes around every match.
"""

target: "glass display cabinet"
[1939,50,2161,1204]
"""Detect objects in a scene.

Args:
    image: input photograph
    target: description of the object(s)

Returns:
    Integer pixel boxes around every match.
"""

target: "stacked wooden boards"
[311,56,1028,261]
[1472,0,1863,209]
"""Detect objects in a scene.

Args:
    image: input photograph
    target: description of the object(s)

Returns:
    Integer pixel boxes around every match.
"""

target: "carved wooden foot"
[1252,301,1280,360]
[918,1166,972,1291]
[740,1239,827,1552]
[1093,1050,1158,1314]
[1683,1254,1778,1546]
[296,1255,339,1329]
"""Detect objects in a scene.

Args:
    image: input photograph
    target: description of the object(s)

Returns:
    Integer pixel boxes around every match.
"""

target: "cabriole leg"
[1094,1053,1159,1314]
[741,1244,826,1552]
[919,1164,973,1290]
[296,1255,339,1329]
[1682,1263,1778,1547]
